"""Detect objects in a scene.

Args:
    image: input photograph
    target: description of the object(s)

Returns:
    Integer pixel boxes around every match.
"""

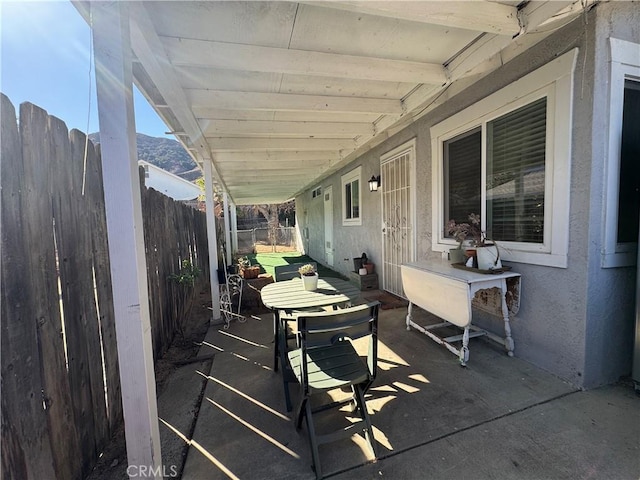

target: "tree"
[240,201,295,246]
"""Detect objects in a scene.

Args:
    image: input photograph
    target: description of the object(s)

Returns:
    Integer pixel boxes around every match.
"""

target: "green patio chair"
[274,261,317,281]
[273,261,320,384]
[286,302,380,479]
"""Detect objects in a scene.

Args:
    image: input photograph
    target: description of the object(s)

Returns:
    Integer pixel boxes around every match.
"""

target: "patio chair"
[273,261,320,374]
[274,261,317,281]
[286,302,380,479]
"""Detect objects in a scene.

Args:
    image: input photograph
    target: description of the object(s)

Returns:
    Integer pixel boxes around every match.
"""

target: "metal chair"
[286,302,380,479]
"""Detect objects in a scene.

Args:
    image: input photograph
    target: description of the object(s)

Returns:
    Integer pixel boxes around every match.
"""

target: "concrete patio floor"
[177,296,639,479]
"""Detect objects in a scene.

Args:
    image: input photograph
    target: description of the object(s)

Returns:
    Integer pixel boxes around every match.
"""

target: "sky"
[0,1,172,138]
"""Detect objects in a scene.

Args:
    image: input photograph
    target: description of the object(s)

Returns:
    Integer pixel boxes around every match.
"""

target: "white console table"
[401,260,521,365]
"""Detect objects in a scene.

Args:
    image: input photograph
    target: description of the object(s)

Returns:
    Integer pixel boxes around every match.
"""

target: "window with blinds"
[445,128,481,227]
[443,97,547,244]
[487,97,547,243]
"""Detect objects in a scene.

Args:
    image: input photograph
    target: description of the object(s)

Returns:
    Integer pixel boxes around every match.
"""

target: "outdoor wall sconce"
[368,175,381,192]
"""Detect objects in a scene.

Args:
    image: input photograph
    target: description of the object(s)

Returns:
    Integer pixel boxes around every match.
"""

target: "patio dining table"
[260,276,361,410]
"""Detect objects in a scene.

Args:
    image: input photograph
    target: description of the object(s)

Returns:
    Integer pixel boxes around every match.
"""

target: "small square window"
[341,167,362,226]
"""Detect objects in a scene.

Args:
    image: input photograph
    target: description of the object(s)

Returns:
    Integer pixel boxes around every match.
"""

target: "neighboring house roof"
[139,160,201,201]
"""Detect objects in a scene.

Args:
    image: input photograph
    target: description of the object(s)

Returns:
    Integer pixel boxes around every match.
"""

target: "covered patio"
[179,301,637,479]
[62,1,639,478]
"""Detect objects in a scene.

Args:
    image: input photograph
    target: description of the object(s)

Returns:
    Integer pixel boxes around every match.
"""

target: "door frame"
[324,185,334,267]
[379,138,417,295]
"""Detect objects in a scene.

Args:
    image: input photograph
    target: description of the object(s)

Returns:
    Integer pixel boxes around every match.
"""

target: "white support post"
[223,192,232,265]
[92,3,161,477]
[204,160,220,321]
[230,201,238,255]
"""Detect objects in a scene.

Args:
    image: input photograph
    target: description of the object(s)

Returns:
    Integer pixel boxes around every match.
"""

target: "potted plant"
[446,213,483,264]
[238,256,260,279]
[298,263,319,291]
[446,214,501,270]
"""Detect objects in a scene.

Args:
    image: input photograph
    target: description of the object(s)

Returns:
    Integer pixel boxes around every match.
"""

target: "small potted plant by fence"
[238,256,260,279]
[298,263,318,291]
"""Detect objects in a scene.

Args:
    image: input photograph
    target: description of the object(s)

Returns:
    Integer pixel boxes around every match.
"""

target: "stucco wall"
[582,2,640,388]
[295,3,639,389]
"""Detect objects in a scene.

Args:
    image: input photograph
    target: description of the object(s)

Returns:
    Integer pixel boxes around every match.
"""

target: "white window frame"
[431,49,577,268]
[602,38,640,268]
[341,166,362,226]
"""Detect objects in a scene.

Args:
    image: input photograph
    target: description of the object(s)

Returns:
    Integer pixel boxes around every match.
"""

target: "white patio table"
[260,277,361,410]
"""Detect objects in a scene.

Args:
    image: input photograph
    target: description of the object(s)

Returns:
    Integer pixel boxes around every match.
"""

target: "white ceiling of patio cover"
[86,1,590,205]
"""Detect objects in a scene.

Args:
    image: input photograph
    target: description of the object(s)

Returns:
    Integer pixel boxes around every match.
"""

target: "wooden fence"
[1,94,209,479]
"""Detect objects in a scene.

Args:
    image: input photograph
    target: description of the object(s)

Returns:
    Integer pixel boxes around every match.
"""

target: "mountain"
[88,133,201,181]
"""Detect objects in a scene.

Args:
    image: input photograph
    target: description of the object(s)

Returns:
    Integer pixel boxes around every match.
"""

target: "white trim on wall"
[602,38,640,268]
[430,49,578,268]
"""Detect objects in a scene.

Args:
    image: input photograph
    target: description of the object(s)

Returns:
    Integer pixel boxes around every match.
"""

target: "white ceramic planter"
[476,245,502,270]
[301,273,319,291]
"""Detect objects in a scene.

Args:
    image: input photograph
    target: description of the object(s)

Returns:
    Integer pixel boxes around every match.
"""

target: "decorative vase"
[476,244,502,270]
[301,273,319,291]
[364,263,375,274]
[449,248,466,264]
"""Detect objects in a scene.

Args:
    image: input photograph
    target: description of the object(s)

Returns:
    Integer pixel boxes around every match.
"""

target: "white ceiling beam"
[234,197,298,205]
[218,163,328,172]
[233,188,301,194]
[230,183,306,190]
[162,37,447,84]
[201,119,373,137]
[221,171,325,181]
[208,137,357,151]
[520,1,576,34]
[339,1,582,168]
[193,108,380,124]
[447,1,575,80]
[214,151,340,162]
[305,1,520,35]
[188,90,403,114]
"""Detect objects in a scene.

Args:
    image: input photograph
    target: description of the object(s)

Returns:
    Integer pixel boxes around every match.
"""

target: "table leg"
[460,327,470,366]
[500,279,515,356]
[406,302,413,331]
[273,310,280,372]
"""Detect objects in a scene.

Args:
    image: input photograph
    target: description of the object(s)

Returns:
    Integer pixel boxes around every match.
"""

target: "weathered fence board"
[1,95,57,479]
[85,141,123,433]
[24,102,86,480]
[1,96,209,479]
[67,128,110,467]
